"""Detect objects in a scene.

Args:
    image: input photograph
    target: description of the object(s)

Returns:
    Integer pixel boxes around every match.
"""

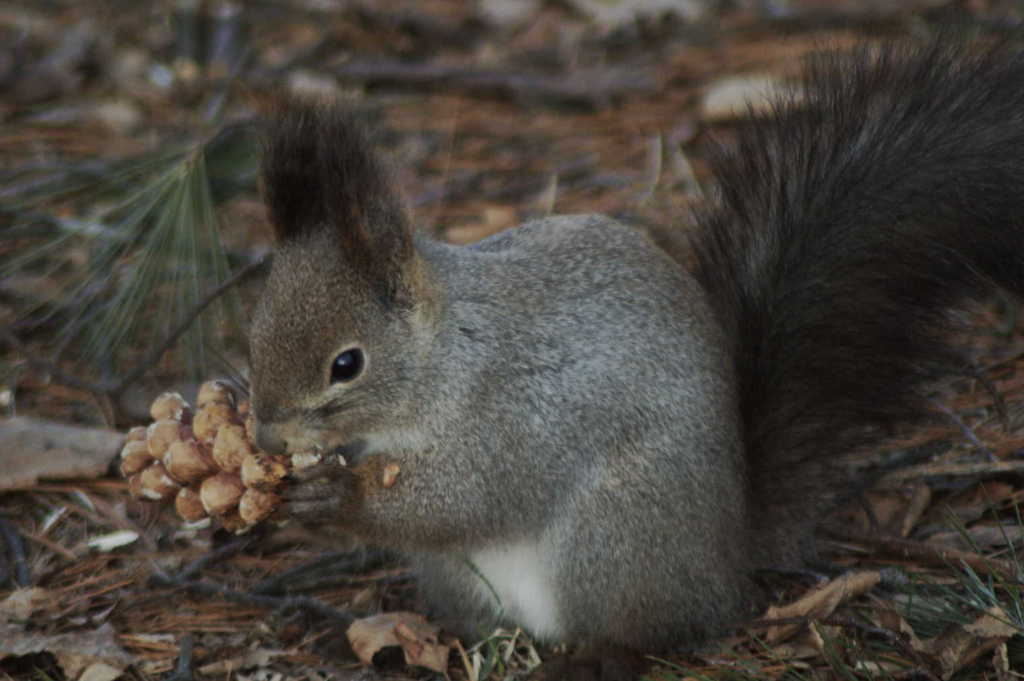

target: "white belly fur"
[469,541,561,640]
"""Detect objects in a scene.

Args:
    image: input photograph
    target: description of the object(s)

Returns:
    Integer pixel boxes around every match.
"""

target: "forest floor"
[5,1,1024,679]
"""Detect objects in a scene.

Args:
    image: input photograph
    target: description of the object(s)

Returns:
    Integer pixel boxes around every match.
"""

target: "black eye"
[331,348,364,383]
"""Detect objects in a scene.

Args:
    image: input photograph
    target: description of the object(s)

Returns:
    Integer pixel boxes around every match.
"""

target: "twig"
[111,257,268,394]
[0,516,31,587]
[1,257,268,401]
[179,534,257,581]
[163,633,194,681]
[331,60,655,108]
[971,367,1009,433]
[251,547,395,595]
[19,530,78,562]
[350,4,479,48]
[828,530,1020,582]
[148,568,355,625]
[932,400,996,460]
[880,459,1024,483]
[823,615,941,681]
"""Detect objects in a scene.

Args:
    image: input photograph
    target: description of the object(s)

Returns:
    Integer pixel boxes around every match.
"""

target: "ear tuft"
[260,99,412,267]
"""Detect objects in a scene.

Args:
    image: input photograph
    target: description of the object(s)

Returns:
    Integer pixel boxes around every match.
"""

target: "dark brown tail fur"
[692,36,1024,564]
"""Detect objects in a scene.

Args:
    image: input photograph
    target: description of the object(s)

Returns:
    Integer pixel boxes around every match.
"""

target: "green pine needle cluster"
[2,123,259,385]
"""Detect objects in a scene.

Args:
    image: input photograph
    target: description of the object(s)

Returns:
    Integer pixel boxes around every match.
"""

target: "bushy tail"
[691,36,1024,563]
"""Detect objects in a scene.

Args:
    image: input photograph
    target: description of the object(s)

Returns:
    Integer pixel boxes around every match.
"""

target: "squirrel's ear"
[260,99,414,293]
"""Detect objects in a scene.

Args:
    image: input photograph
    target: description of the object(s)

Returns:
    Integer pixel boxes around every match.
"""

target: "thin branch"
[251,548,395,595]
[163,633,194,681]
[148,568,356,626]
[827,529,1020,582]
[932,400,995,460]
[179,534,257,581]
[110,256,268,395]
[880,459,1024,483]
[330,60,655,108]
[1,257,269,399]
[0,516,31,587]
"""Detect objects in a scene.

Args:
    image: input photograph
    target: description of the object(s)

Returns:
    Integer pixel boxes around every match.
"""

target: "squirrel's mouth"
[330,439,367,465]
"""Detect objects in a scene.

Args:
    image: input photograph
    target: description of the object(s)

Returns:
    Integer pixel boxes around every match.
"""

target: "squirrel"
[248,36,1024,666]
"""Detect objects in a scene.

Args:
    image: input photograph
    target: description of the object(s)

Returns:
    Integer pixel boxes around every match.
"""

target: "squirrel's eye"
[330,348,364,383]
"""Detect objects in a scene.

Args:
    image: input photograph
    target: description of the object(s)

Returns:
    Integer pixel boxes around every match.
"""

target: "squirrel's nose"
[254,421,288,455]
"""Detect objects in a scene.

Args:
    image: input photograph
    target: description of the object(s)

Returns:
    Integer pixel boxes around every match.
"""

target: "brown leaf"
[762,571,881,643]
[0,587,53,622]
[994,642,1012,681]
[923,481,1014,526]
[61,659,123,681]
[347,612,449,673]
[927,523,1024,552]
[837,483,931,537]
[924,605,1017,680]
[701,74,791,122]
[0,622,132,679]
[445,206,519,245]
[394,618,449,672]
[875,603,925,654]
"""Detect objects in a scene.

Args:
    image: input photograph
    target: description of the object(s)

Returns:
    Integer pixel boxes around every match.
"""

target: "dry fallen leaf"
[701,74,791,121]
[0,587,53,622]
[0,622,132,680]
[762,570,881,643]
[875,602,925,653]
[63,659,123,681]
[87,529,140,552]
[927,523,1024,552]
[993,642,1012,681]
[198,647,284,676]
[445,206,519,245]
[924,605,1017,680]
[347,611,450,673]
[837,483,931,538]
[921,480,1015,527]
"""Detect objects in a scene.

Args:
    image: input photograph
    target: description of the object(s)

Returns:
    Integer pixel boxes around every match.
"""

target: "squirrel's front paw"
[279,456,359,521]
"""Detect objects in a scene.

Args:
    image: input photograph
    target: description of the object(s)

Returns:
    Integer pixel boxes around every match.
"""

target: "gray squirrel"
[248,36,1024,667]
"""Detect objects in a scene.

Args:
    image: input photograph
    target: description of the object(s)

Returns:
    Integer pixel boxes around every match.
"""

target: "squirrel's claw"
[277,461,357,521]
[289,456,348,482]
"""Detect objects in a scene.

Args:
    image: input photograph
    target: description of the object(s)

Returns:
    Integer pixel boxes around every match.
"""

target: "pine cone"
[119,380,326,532]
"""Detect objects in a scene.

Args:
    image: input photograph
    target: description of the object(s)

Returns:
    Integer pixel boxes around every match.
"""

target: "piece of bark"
[0,417,123,490]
